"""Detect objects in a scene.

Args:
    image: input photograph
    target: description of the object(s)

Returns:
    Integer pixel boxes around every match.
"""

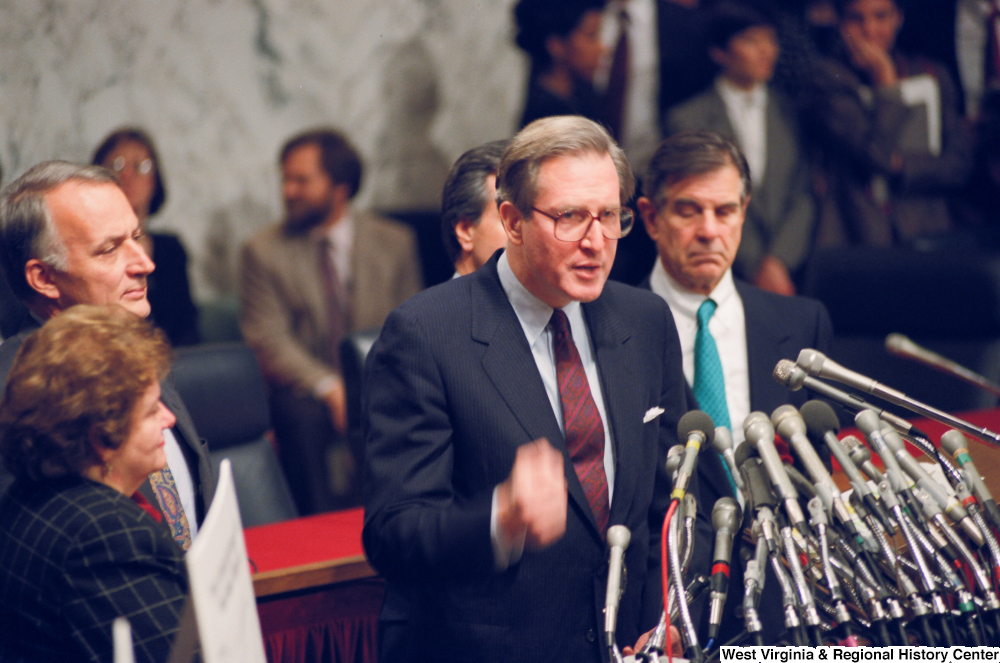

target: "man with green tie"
[635,130,832,643]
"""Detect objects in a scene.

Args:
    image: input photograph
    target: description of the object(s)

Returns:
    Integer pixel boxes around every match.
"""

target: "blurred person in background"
[440,140,510,277]
[808,0,973,248]
[515,0,609,128]
[0,306,188,663]
[93,128,200,347]
[666,2,816,296]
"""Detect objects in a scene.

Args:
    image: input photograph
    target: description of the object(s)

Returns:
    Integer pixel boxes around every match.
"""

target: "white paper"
[180,460,267,663]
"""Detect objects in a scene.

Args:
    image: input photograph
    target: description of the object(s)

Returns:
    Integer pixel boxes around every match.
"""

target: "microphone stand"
[808,497,855,644]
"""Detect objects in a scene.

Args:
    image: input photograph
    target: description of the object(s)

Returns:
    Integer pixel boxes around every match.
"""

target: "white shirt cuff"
[313,374,344,399]
[490,486,525,571]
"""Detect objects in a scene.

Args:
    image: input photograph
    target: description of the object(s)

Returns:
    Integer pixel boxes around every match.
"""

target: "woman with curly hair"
[0,305,188,663]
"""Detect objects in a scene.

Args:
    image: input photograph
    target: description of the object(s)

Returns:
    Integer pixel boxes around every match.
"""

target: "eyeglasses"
[111,156,154,176]
[531,206,634,241]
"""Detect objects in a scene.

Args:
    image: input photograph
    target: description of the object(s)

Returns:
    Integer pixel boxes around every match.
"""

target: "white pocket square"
[643,407,665,423]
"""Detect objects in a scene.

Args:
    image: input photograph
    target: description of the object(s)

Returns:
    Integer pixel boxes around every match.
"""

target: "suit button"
[586,629,596,643]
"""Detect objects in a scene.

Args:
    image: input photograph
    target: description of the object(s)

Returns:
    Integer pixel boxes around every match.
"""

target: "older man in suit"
[0,161,214,547]
[637,130,832,643]
[665,2,815,296]
[241,128,422,514]
[363,116,689,663]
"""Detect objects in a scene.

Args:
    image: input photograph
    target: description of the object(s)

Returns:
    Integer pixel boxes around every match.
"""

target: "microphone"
[774,359,916,438]
[800,400,895,534]
[665,444,684,484]
[886,333,1000,398]
[708,497,742,641]
[735,443,778,513]
[841,434,883,483]
[796,349,1000,448]
[673,410,715,499]
[879,425,984,547]
[743,412,807,533]
[711,426,745,492]
[772,404,876,551]
[940,430,1000,531]
[604,525,631,647]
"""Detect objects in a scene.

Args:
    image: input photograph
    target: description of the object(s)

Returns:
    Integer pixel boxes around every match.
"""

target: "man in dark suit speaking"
[362,115,689,662]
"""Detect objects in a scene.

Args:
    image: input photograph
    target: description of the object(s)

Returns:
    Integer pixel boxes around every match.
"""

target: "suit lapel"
[737,282,792,414]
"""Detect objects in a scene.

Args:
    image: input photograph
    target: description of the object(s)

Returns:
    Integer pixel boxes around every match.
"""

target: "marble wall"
[0,0,526,298]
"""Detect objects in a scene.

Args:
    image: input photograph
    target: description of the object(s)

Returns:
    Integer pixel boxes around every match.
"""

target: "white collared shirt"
[162,428,199,536]
[489,252,616,569]
[321,211,355,287]
[716,76,768,187]
[649,260,751,447]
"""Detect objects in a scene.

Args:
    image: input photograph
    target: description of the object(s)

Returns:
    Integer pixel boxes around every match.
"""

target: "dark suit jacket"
[362,253,689,663]
[0,475,188,663]
[665,85,816,279]
[641,275,832,643]
[0,317,215,525]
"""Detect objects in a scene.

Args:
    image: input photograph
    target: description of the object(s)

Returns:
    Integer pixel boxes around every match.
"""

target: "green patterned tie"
[693,298,738,496]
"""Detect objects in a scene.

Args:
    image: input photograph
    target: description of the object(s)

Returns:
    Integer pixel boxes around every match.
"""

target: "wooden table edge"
[252,554,377,597]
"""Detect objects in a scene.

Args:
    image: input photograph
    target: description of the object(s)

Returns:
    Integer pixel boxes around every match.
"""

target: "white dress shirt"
[649,259,751,447]
[162,428,199,536]
[716,77,769,187]
[490,252,616,569]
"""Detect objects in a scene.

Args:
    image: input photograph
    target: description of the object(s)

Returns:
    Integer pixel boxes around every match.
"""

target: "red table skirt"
[257,577,385,663]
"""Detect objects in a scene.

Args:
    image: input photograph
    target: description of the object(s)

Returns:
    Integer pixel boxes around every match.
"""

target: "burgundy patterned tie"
[550,309,609,532]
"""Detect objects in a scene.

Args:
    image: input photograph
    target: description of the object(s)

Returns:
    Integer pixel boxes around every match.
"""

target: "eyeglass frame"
[529,205,634,242]
[111,156,154,176]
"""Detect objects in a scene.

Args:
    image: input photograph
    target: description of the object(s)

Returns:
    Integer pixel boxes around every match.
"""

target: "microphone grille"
[773,359,795,385]
[884,333,910,355]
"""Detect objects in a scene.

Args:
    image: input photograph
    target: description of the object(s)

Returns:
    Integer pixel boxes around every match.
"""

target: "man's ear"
[545,35,567,66]
[636,197,660,241]
[24,259,61,302]
[499,201,525,246]
[708,45,728,69]
[454,218,477,252]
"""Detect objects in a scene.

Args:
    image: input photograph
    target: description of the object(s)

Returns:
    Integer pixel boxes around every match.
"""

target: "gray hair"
[644,130,751,207]
[0,161,117,302]
[496,115,634,216]
[440,139,509,265]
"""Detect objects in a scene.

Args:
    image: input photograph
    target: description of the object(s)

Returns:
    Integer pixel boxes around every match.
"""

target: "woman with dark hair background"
[514,0,608,128]
[93,129,200,346]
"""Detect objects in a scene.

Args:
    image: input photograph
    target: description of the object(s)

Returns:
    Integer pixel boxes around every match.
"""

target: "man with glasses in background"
[362,115,689,663]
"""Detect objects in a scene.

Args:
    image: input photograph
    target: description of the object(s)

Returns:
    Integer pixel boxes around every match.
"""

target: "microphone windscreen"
[678,410,716,446]
[800,399,841,440]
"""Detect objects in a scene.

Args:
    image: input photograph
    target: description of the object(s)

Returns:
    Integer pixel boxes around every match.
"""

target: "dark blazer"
[362,252,689,663]
[147,232,200,347]
[665,86,816,280]
[0,475,188,663]
[641,275,832,644]
[0,317,215,524]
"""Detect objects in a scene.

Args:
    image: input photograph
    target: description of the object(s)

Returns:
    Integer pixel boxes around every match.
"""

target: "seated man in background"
[637,130,832,643]
[809,0,972,247]
[440,139,510,277]
[240,128,422,514]
[666,1,815,296]
[0,161,214,547]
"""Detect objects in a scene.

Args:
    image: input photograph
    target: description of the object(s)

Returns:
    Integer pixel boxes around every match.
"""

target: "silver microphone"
[886,333,1000,397]
[673,410,715,499]
[796,349,1000,447]
[708,497,741,640]
[604,525,631,645]
[940,429,1000,532]
[743,412,806,532]
[712,426,745,492]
